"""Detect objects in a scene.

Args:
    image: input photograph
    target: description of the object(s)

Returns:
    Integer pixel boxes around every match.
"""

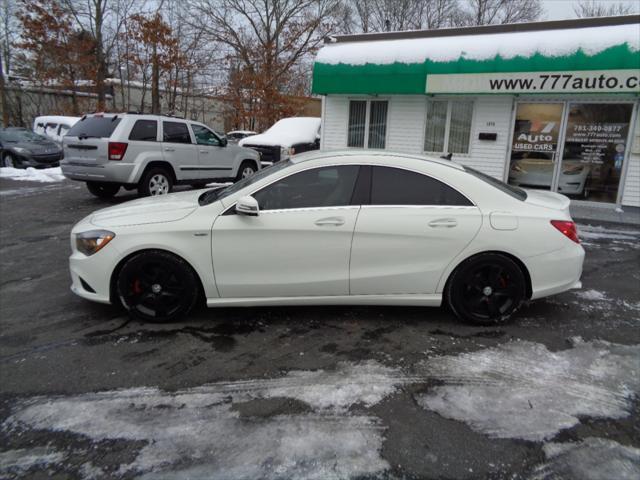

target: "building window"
[347,100,388,149]
[424,100,473,154]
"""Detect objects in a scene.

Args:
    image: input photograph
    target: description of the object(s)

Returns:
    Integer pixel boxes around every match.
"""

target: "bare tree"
[0,0,18,125]
[573,0,637,17]
[455,0,543,26]
[347,0,457,33]
[188,0,340,129]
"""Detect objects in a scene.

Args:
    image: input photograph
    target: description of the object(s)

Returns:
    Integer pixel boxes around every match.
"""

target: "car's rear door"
[161,121,198,180]
[191,124,234,180]
[349,166,482,295]
[211,165,361,298]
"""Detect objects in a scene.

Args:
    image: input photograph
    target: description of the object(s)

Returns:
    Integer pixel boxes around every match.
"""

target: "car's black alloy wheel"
[116,251,199,322]
[87,181,121,198]
[446,253,526,325]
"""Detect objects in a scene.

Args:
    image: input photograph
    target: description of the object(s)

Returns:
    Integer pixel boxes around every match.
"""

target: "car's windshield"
[0,129,49,143]
[198,160,293,206]
[464,166,528,201]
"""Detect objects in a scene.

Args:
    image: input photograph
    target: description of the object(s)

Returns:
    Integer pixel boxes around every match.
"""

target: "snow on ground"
[0,167,65,183]
[2,361,409,479]
[415,338,640,441]
[316,24,638,66]
[530,438,640,480]
[578,224,640,242]
[0,448,65,476]
[575,289,608,301]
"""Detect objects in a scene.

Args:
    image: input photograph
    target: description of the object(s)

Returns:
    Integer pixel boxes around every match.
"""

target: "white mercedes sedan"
[69,150,584,325]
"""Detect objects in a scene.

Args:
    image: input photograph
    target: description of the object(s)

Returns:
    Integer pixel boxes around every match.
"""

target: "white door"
[191,124,235,180]
[161,121,199,180]
[212,165,361,298]
[350,166,482,295]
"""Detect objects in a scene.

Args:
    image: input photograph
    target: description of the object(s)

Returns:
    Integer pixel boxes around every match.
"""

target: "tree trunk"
[95,0,106,110]
[0,55,9,126]
[151,42,160,114]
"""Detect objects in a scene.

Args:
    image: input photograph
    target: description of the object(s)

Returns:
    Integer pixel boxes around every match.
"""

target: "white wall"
[622,111,640,208]
[322,95,512,181]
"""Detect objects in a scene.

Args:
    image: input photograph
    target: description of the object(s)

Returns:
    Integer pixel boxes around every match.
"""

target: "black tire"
[116,250,200,323]
[2,153,17,168]
[445,253,526,326]
[138,167,173,196]
[235,161,257,182]
[87,181,120,198]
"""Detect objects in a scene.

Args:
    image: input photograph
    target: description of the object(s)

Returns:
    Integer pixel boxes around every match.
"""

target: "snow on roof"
[239,117,320,148]
[227,130,257,135]
[316,24,640,66]
[33,115,81,125]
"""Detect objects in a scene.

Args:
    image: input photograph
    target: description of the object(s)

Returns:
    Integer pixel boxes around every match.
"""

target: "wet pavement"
[0,177,639,479]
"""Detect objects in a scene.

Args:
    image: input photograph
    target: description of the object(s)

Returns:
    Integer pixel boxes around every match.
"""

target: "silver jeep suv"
[61,113,261,198]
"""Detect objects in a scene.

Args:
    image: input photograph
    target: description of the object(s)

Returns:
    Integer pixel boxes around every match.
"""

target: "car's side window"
[192,124,220,146]
[253,166,360,211]
[162,121,192,144]
[371,166,473,206]
[129,120,158,142]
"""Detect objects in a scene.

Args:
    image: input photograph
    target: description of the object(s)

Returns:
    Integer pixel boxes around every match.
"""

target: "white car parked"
[33,115,81,144]
[69,150,584,325]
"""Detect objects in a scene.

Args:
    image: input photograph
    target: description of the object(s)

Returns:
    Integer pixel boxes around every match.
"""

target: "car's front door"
[191,124,234,180]
[350,166,482,295]
[211,165,362,298]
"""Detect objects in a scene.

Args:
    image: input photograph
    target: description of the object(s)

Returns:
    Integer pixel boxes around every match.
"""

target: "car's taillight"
[108,142,128,161]
[551,220,580,244]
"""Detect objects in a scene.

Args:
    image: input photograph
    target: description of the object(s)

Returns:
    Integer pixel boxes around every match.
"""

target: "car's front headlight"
[280,146,295,158]
[76,230,115,256]
[13,147,31,154]
[562,165,584,175]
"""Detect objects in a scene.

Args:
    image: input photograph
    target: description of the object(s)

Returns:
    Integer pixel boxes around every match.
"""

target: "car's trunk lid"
[523,189,571,216]
[63,115,122,165]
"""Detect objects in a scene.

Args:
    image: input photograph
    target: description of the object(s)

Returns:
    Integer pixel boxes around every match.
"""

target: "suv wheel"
[139,168,173,196]
[236,161,257,181]
[1,153,16,168]
[87,181,120,198]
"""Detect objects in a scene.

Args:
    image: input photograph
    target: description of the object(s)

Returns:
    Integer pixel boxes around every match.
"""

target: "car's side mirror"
[236,195,259,216]
[220,136,228,147]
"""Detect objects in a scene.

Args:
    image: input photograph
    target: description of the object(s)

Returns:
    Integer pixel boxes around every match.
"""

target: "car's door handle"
[315,217,345,227]
[428,218,458,228]
[164,147,175,152]
[199,150,209,154]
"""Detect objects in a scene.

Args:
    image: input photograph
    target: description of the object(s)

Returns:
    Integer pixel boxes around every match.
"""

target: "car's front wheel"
[446,253,526,325]
[139,168,173,196]
[87,181,120,198]
[116,250,200,322]
[1,153,17,168]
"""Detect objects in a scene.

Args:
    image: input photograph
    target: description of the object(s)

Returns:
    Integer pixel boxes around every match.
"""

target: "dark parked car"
[0,128,63,168]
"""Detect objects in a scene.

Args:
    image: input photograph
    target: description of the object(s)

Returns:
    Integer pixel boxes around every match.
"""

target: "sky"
[543,0,640,20]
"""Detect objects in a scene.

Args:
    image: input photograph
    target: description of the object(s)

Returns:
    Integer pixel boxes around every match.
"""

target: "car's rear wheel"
[446,253,526,325]
[87,181,120,198]
[139,168,173,196]
[236,161,257,181]
[116,251,199,323]
[2,153,16,168]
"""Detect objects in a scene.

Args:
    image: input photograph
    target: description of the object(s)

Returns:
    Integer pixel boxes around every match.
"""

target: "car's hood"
[90,190,203,228]
[523,189,571,216]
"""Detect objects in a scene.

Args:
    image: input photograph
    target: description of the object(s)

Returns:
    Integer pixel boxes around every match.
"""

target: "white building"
[313,15,640,209]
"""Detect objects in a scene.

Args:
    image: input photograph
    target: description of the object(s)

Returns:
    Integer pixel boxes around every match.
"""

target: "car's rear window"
[464,166,527,201]
[67,116,121,139]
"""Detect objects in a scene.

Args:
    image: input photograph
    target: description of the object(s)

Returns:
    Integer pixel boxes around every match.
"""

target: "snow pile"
[578,224,640,242]
[317,24,639,66]
[239,117,320,148]
[0,448,65,477]
[0,167,65,183]
[531,438,640,480]
[415,339,640,441]
[574,289,607,301]
[3,361,409,478]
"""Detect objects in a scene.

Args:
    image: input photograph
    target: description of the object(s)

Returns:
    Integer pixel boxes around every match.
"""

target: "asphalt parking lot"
[0,177,639,480]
